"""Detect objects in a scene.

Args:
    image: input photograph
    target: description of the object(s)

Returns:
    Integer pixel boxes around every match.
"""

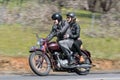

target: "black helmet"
[51,13,62,22]
[66,12,76,18]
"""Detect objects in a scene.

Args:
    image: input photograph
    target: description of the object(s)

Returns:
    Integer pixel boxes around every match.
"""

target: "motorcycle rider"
[65,12,84,63]
[46,12,69,42]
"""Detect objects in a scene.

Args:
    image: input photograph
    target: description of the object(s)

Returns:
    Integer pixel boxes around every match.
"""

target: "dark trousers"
[73,40,82,56]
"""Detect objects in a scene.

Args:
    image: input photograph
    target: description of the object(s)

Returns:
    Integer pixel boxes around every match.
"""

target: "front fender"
[29,46,42,53]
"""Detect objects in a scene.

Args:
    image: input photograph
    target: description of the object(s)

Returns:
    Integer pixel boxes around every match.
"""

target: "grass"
[0,7,119,60]
[81,34,120,59]
[0,24,36,56]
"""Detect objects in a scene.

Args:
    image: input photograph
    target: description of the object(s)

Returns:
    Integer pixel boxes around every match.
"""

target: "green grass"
[0,24,36,56]
[0,24,53,57]
[81,34,120,59]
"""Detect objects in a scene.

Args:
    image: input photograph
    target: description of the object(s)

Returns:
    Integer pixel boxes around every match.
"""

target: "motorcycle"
[29,34,92,76]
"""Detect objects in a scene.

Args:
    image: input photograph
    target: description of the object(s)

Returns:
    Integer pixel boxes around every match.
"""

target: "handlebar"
[35,33,48,42]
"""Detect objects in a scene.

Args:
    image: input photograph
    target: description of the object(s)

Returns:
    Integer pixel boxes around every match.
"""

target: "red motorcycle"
[29,34,92,76]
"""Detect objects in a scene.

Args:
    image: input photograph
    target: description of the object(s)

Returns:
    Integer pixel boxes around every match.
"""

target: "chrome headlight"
[37,38,44,46]
[37,41,41,45]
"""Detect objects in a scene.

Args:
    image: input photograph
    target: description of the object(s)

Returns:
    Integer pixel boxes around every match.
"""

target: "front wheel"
[29,51,51,76]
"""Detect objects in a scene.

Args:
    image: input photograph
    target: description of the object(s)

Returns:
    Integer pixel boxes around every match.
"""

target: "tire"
[29,51,51,76]
[74,52,91,75]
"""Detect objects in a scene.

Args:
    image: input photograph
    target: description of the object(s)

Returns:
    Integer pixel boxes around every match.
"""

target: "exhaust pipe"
[61,64,92,69]
[76,64,92,68]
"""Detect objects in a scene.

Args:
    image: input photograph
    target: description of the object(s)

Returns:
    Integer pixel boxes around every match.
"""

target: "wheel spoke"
[33,54,48,71]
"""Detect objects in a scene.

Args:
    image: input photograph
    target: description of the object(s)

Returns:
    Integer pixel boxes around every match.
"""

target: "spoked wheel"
[74,52,91,75]
[29,51,51,76]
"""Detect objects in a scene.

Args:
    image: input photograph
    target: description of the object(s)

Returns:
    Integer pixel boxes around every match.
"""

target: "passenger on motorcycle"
[65,12,84,63]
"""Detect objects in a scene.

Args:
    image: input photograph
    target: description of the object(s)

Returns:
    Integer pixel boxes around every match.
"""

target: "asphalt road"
[0,71,120,80]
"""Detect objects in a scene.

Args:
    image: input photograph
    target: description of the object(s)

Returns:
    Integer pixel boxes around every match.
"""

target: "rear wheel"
[74,52,91,75]
[29,51,51,76]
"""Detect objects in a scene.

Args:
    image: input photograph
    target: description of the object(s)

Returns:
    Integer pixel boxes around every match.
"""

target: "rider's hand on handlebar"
[44,38,49,42]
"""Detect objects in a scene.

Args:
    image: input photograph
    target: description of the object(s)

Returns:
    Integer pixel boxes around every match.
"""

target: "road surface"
[0,71,120,80]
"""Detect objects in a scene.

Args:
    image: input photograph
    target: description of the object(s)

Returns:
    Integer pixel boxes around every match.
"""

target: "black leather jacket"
[69,22,80,40]
[46,20,69,42]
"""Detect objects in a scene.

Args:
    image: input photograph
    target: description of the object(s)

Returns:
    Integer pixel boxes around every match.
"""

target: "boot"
[60,47,75,65]
[66,51,75,65]
[80,56,85,63]
[68,56,75,65]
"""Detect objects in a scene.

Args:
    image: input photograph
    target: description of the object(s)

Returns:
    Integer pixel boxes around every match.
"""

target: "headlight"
[37,41,40,45]
[37,39,43,46]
